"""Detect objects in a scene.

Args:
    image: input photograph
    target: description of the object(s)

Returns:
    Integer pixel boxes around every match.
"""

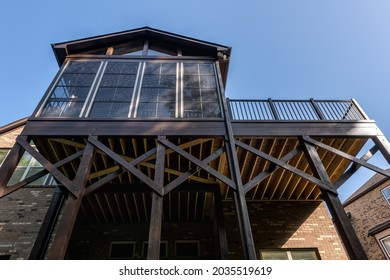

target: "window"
[381,185,390,206]
[37,59,222,119]
[175,240,200,257]
[108,242,136,259]
[40,61,101,117]
[6,148,54,186]
[259,249,320,260]
[142,241,168,258]
[89,62,139,117]
[379,235,390,259]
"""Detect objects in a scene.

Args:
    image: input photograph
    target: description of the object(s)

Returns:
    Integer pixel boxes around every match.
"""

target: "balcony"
[227,99,369,121]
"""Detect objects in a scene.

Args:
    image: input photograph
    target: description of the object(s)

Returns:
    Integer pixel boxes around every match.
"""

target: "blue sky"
[1,0,390,200]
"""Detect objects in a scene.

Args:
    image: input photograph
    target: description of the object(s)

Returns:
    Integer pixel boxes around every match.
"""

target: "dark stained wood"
[16,136,80,198]
[300,137,368,260]
[147,138,165,260]
[334,145,379,189]
[232,121,380,137]
[1,150,84,198]
[23,120,226,136]
[373,135,390,165]
[159,138,236,190]
[88,136,163,196]
[47,139,95,259]
[235,139,337,194]
[303,135,390,178]
[164,147,225,194]
[214,186,228,259]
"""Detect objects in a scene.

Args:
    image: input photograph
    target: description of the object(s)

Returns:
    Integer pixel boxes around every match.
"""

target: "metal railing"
[227,99,368,121]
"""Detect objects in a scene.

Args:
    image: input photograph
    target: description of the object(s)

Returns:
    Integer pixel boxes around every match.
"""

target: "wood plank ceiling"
[32,135,367,224]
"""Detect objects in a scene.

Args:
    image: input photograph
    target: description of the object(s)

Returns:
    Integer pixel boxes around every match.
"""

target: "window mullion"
[81,61,107,117]
[132,62,146,118]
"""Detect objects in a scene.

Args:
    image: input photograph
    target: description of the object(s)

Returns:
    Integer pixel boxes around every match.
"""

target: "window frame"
[35,57,223,120]
[379,235,390,259]
[381,185,390,206]
[108,241,136,260]
[259,248,321,260]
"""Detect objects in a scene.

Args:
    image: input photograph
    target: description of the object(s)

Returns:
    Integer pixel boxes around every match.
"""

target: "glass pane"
[183,88,201,102]
[140,88,159,102]
[381,236,390,257]
[290,251,318,260]
[200,75,217,88]
[199,63,214,75]
[201,89,219,102]
[382,186,390,199]
[110,103,130,117]
[144,63,161,75]
[105,62,139,74]
[157,102,175,117]
[203,102,221,117]
[158,88,176,102]
[64,61,100,74]
[260,251,289,260]
[184,102,202,118]
[183,75,199,88]
[137,102,158,118]
[183,63,199,75]
[8,167,26,185]
[0,149,9,166]
[60,102,84,117]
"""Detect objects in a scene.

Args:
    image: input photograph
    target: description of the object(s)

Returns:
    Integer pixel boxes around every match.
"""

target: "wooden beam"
[88,136,163,196]
[333,145,379,189]
[16,136,80,198]
[243,146,302,193]
[1,150,84,198]
[299,137,368,260]
[147,137,165,260]
[373,135,390,165]
[302,135,390,178]
[214,187,228,259]
[164,147,225,194]
[235,139,337,194]
[47,138,95,259]
[159,138,236,190]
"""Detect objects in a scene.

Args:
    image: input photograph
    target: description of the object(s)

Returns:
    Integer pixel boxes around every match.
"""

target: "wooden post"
[147,136,165,260]
[300,137,368,260]
[373,135,390,165]
[46,138,95,259]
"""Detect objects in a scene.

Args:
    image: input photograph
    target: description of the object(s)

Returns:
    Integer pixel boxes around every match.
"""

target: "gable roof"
[52,26,231,64]
[51,26,231,86]
[0,117,28,136]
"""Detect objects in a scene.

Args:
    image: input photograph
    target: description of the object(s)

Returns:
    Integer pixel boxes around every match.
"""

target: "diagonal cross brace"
[88,136,163,196]
[164,146,226,194]
[158,138,237,190]
[0,150,84,198]
[243,147,302,193]
[17,137,80,198]
[302,135,390,178]
[235,139,337,194]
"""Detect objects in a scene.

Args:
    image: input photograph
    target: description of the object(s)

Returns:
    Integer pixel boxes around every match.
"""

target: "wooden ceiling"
[32,135,367,224]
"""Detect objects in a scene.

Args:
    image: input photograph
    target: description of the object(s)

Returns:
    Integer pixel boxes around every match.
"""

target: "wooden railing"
[227,99,369,121]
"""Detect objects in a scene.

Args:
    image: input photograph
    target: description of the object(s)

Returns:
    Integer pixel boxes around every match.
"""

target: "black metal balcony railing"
[227,99,368,121]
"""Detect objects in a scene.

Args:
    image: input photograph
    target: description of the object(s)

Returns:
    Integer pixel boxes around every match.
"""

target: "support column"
[46,139,95,259]
[0,141,25,196]
[300,137,367,260]
[147,136,166,260]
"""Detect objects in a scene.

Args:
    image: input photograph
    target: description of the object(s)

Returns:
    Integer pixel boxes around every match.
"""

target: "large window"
[1,148,54,186]
[259,249,320,260]
[381,185,390,206]
[89,62,139,117]
[40,61,101,117]
[37,59,222,119]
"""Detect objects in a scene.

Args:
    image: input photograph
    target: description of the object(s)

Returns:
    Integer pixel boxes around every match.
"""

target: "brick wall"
[0,187,54,259]
[344,182,390,260]
[223,200,348,260]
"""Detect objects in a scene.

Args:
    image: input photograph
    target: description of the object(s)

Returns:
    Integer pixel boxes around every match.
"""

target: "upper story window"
[36,58,222,119]
[381,185,390,206]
